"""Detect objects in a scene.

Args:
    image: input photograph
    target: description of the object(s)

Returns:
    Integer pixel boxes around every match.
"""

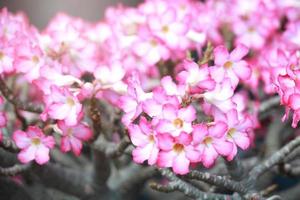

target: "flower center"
[0,52,4,60]
[32,56,39,64]
[148,134,155,143]
[66,97,75,106]
[173,143,184,153]
[224,61,233,69]
[173,118,184,128]
[227,128,236,138]
[67,128,73,137]
[203,137,213,145]
[31,137,41,145]
[162,25,169,33]
[150,39,157,47]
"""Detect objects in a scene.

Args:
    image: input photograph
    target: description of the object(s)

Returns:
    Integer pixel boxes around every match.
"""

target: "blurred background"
[0,0,140,29]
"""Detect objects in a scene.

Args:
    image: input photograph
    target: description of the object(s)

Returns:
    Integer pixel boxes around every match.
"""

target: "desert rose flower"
[57,121,92,156]
[13,126,55,165]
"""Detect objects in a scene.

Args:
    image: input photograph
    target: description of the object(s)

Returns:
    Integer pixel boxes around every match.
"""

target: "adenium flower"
[157,132,200,175]
[128,117,159,165]
[13,126,55,165]
[156,103,196,137]
[192,122,233,168]
[211,44,251,87]
[57,121,92,156]
[41,85,82,126]
[214,109,252,161]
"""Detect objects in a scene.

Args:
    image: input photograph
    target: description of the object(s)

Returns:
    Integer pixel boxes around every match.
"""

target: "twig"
[225,155,245,181]
[259,96,280,114]
[33,162,94,198]
[149,181,178,193]
[0,76,42,113]
[185,170,247,194]
[158,168,238,200]
[93,135,131,158]
[246,136,300,187]
[89,97,102,142]
[198,42,213,65]
[0,137,19,153]
[0,163,31,176]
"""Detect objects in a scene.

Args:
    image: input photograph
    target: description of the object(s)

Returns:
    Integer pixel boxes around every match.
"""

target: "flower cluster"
[0,0,300,173]
[121,44,254,174]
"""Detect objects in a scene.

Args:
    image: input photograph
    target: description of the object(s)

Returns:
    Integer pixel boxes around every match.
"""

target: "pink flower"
[13,126,55,165]
[157,132,200,175]
[119,74,152,126]
[147,7,188,49]
[128,117,159,165]
[15,42,45,82]
[177,60,215,94]
[57,121,92,156]
[41,85,82,126]
[132,32,170,66]
[156,104,196,137]
[0,40,14,74]
[94,61,126,94]
[211,44,251,86]
[214,109,252,161]
[193,123,233,168]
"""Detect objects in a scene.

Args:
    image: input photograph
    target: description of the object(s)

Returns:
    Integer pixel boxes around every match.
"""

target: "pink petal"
[178,106,196,122]
[128,124,149,146]
[185,147,201,162]
[213,46,229,66]
[162,104,177,120]
[18,146,36,164]
[13,130,31,149]
[142,99,162,117]
[213,139,233,156]
[230,44,249,61]
[209,66,225,83]
[226,143,237,161]
[157,151,176,168]
[61,137,71,153]
[157,134,174,151]
[208,122,227,138]
[70,137,83,156]
[226,109,239,127]
[73,124,92,141]
[233,132,250,150]
[156,119,176,134]
[176,132,192,145]
[35,145,50,165]
[132,143,153,163]
[48,103,70,120]
[233,61,251,80]
[161,76,178,96]
[173,152,190,175]
[42,136,55,148]
[148,145,159,165]
[202,145,218,168]
[192,124,208,144]
[289,94,300,110]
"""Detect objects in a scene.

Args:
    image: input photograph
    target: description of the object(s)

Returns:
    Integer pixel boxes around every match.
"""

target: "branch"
[259,96,280,114]
[184,170,247,194]
[33,162,94,198]
[158,168,238,200]
[225,155,245,181]
[0,163,31,176]
[246,136,300,187]
[0,136,19,153]
[198,42,213,65]
[92,135,131,158]
[0,76,42,113]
